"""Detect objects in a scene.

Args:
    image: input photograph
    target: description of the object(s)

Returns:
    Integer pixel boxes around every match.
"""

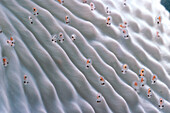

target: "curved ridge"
[0,0,170,113]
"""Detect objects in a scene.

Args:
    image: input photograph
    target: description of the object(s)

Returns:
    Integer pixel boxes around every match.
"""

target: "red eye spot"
[33,8,37,12]
[10,37,13,41]
[100,77,104,81]
[3,58,6,62]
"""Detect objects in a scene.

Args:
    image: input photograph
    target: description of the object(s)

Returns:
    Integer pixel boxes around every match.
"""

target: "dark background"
[161,0,170,12]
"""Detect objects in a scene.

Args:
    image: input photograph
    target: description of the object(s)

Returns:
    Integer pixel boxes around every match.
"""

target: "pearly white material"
[0,0,170,113]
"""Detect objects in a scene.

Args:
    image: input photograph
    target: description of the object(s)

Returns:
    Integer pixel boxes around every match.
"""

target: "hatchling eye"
[33,8,36,12]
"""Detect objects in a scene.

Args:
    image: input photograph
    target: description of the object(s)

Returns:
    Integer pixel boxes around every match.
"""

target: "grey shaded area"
[0,0,170,113]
